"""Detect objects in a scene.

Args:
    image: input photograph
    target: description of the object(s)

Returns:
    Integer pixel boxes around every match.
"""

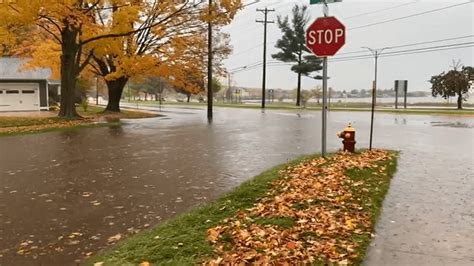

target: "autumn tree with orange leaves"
[0,0,145,118]
[0,0,241,116]
[89,0,240,112]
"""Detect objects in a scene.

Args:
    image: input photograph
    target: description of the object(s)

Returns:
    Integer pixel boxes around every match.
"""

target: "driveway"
[0,106,473,265]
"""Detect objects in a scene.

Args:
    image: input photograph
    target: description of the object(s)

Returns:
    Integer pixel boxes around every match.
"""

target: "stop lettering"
[307,28,344,45]
[305,16,345,57]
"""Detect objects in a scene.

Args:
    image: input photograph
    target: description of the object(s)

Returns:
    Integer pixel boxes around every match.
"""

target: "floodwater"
[0,106,473,265]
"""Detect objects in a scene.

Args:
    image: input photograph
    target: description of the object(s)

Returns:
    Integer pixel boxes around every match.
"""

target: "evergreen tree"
[272,5,323,106]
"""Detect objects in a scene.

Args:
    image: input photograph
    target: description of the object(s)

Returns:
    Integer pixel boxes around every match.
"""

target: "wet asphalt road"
[0,106,473,265]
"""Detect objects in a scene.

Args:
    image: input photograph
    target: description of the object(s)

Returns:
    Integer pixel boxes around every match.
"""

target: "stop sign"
[306,16,345,57]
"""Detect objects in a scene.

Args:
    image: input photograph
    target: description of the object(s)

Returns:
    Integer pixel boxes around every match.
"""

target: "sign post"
[305,2,345,157]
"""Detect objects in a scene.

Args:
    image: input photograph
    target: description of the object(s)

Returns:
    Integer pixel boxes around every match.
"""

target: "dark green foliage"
[212,78,222,94]
[430,65,473,109]
[272,5,323,106]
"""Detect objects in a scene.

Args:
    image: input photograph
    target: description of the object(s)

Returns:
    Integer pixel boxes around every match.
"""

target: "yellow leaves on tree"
[0,0,147,117]
[21,39,61,80]
[201,0,242,24]
[89,0,241,111]
[0,0,242,115]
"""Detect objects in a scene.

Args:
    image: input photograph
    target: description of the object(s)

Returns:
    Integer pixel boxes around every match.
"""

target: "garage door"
[0,84,40,111]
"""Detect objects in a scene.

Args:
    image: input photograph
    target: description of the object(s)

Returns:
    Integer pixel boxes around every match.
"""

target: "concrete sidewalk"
[364,131,474,265]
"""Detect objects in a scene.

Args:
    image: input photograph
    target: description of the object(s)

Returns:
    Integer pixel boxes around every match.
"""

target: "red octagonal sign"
[306,16,345,57]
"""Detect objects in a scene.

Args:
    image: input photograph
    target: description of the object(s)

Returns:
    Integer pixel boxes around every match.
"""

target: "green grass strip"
[89,152,398,265]
[345,153,398,265]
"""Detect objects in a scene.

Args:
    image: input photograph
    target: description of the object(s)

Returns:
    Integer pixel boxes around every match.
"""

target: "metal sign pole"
[308,0,344,157]
[321,0,328,157]
[395,80,398,109]
[322,57,328,157]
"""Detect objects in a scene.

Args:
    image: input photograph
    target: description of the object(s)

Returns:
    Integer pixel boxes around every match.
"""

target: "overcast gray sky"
[222,0,473,92]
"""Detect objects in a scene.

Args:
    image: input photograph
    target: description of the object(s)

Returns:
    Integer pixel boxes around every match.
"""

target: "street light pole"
[363,46,388,150]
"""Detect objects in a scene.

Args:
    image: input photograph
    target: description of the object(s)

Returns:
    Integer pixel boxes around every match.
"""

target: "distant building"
[0,57,59,111]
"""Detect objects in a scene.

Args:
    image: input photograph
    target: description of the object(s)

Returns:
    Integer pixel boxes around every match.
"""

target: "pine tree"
[272,5,323,106]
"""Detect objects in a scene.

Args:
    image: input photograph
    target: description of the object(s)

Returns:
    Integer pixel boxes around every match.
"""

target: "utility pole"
[362,46,388,150]
[256,7,274,109]
[207,0,213,121]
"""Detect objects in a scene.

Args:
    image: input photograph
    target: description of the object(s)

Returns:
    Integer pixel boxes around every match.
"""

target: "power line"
[231,2,472,57]
[234,35,473,65]
[329,44,474,62]
[233,44,262,56]
[348,1,473,30]
[234,35,473,57]
[232,0,416,33]
[224,0,280,31]
[378,44,474,59]
[228,2,473,72]
[343,1,419,20]
[385,35,474,49]
[231,42,474,73]
[331,41,474,61]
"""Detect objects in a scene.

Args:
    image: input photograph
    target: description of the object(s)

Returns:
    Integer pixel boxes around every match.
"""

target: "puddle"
[430,121,473,128]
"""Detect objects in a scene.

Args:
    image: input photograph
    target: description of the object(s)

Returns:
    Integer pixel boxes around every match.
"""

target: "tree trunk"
[296,73,302,106]
[296,53,302,107]
[105,77,128,112]
[457,90,463,109]
[187,94,191,103]
[58,28,80,119]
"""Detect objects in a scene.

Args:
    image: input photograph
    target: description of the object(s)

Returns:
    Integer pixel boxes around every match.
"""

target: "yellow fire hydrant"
[337,123,356,153]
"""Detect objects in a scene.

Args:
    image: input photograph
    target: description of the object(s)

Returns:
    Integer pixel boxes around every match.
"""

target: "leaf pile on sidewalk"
[205,149,393,265]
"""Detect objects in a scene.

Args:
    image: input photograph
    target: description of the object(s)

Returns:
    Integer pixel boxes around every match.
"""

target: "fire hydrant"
[337,123,356,153]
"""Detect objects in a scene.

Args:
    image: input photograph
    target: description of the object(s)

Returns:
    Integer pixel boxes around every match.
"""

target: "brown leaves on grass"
[0,118,94,134]
[0,108,156,135]
[205,150,393,265]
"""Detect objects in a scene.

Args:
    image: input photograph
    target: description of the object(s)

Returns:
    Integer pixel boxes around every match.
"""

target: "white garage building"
[0,57,59,112]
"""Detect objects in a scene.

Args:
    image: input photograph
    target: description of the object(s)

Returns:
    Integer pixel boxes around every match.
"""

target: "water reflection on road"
[0,106,473,265]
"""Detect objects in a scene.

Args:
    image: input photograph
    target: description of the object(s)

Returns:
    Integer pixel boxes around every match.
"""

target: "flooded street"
[1,106,473,265]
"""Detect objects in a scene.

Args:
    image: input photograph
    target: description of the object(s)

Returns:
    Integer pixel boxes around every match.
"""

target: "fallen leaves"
[0,117,95,135]
[107,234,122,244]
[204,149,393,264]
